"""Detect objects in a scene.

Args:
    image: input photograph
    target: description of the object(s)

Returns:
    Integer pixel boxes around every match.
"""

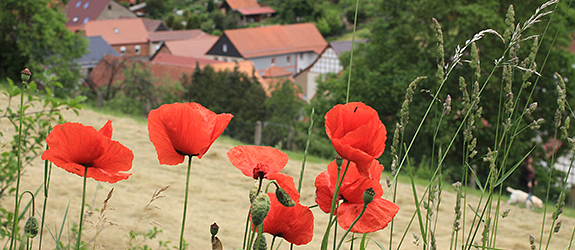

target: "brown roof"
[165,35,219,58]
[223,0,260,9]
[236,6,276,16]
[83,18,149,45]
[260,66,292,78]
[65,0,110,27]
[88,55,270,95]
[151,54,220,68]
[141,18,165,32]
[221,23,327,58]
[148,29,208,42]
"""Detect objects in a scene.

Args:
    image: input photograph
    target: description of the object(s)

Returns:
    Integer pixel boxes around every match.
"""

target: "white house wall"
[310,48,342,74]
[296,52,319,73]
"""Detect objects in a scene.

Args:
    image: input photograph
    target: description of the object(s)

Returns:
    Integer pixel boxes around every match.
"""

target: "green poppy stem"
[321,161,351,250]
[76,167,88,250]
[243,178,262,250]
[335,204,368,250]
[9,82,26,250]
[179,156,193,250]
[39,145,52,250]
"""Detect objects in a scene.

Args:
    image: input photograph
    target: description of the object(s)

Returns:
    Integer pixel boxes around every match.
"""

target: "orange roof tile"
[151,54,220,68]
[223,0,260,9]
[211,61,267,91]
[148,29,207,42]
[236,6,276,16]
[260,66,292,78]
[83,18,149,45]
[221,23,327,58]
[165,35,219,58]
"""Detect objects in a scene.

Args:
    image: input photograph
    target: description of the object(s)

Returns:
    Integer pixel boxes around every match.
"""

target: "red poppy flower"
[227,145,288,179]
[148,102,233,165]
[325,102,387,178]
[41,120,134,183]
[315,159,399,233]
[255,173,313,245]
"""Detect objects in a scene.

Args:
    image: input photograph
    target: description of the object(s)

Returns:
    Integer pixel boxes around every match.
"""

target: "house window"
[120,46,126,56]
[300,53,304,59]
[135,45,141,55]
[287,56,291,65]
[114,28,119,34]
[83,2,89,8]
[72,16,79,23]
[76,1,82,8]
[222,44,228,53]
[108,4,111,10]
[83,17,89,24]
[271,57,276,65]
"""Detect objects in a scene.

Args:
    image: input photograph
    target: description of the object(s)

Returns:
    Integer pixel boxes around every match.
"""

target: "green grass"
[328,27,371,42]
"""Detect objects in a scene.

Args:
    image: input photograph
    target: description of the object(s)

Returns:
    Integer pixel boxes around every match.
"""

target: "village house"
[81,18,151,58]
[294,39,367,101]
[148,29,216,57]
[205,23,328,78]
[219,0,276,25]
[75,36,119,78]
[65,0,136,28]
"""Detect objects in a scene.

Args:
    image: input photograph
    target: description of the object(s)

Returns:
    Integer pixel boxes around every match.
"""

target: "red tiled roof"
[141,18,164,32]
[148,29,207,42]
[83,18,149,45]
[223,0,260,9]
[151,54,220,68]
[221,23,328,58]
[65,0,109,27]
[165,35,219,58]
[236,6,275,16]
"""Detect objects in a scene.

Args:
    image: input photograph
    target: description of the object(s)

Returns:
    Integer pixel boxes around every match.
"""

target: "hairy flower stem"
[39,144,52,250]
[76,167,88,250]
[9,85,26,250]
[336,205,367,250]
[321,161,351,250]
[179,156,193,250]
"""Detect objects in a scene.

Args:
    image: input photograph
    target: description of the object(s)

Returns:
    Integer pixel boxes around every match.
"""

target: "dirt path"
[1,103,574,249]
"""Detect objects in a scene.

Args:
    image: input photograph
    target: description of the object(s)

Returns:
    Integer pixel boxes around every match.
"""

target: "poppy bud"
[275,187,295,207]
[249,181,259,203]
[253,234,267,250]
[24,216,39,238]
[251,193,270,226]
[21,68,31,82]
[363,187,375,205]
[335,155,344,167]
[210,222,219,237]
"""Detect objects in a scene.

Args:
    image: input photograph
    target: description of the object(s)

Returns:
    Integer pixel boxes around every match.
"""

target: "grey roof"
[77,36,120,68]
[329,39,368,56]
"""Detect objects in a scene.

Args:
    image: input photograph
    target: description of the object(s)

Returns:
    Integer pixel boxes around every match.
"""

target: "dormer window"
[114,28,119,34]
[135,45,141,55]
[75,1,82,8]
[222,44,228,53]
[83,2,89,8]
[120,46,126,56]
[72,16,79,23]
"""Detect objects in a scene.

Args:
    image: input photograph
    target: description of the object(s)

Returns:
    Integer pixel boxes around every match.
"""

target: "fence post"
[254,121,262,145]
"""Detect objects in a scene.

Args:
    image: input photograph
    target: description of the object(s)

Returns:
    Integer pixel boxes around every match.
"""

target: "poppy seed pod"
[210,222,219,237]
[335,155,344,168]
[275,187,295,207]
[21,68,31,82]
[253,234,267,250]
[363,187,375,205]
[251,193,270,226]
[24,216,39,238]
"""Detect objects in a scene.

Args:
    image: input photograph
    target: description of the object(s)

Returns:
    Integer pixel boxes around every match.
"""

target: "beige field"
[1,101,575,250]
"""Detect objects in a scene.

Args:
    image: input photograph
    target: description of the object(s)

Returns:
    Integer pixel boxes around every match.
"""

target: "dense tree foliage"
[0,0,87,95]
[311,0,575,196]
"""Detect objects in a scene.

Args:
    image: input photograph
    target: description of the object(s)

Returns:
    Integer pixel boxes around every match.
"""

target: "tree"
[0,0,87,96]
[263,80,305,149]
[312,0,575,194]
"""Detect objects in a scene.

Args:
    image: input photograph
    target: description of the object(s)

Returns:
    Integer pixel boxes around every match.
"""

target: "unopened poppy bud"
[275,187,295,207]
[210,222,219,237]
[24,216,38,238]
[335,155,344,167]
[363,187,375,205]
[253,234,267,250]
[249,181,259,203]
[251,193,270,226]
[21,68,31,82]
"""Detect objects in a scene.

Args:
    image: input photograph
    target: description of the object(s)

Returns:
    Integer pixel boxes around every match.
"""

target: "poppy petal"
[227,145,288,178]
[148,107,186,165]
[263,194,314,245]
[98,120,113,139]
[337,198,399,233]
[314,170,334,214]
